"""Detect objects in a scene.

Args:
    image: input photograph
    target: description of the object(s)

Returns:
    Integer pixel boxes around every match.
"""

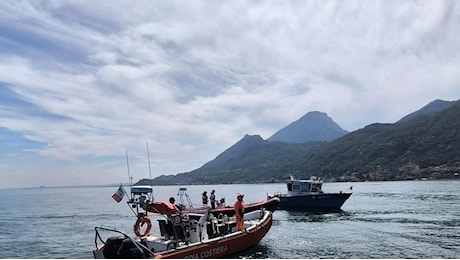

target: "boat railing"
[94,226,155,256]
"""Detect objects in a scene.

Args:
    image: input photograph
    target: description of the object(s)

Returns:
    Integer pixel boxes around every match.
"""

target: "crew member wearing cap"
[233,193,245,231]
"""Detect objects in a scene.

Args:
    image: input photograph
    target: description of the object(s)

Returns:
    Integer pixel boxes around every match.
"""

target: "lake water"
[0,180,458,258]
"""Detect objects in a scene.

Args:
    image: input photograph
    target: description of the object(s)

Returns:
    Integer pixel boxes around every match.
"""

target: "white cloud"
[0,0,459,188]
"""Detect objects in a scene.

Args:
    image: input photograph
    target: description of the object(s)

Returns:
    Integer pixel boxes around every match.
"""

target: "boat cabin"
[129,185,154,210]
[286,176,323,195]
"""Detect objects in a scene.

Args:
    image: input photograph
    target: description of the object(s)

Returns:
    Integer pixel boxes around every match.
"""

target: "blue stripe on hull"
[277,193,352,209]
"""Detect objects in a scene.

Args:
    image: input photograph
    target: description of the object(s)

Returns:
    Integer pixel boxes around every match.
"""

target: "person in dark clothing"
[202,191,208,205]
[210,190,216,209]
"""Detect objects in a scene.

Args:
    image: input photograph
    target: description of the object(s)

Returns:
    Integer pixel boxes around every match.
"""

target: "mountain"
[139,99,460,186]
[201,134,265,169]
[152,136,324,185]
[149,111,346,185]
[397,99,456,123]
[299,99,460,181]
[268,111,348,142]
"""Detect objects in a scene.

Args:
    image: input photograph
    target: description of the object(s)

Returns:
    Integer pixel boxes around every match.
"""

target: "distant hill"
[299,99,460,181]
[268,111,348,142]
[201,134,265,169]
[152,137,324,185]
[397,99,456,123]
[150,111,346,185]
[137,99,460,186]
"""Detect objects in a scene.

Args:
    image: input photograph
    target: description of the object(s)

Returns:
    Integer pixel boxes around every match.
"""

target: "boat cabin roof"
[286,176,322,184]
[130,185,153,194]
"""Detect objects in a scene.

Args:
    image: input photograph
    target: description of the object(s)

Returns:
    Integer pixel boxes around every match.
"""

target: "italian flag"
[112,184,125,203]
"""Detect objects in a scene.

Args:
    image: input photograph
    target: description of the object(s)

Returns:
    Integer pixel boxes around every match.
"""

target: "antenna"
[125,150,132,186]
[146,142,152,182]
[146,142,154,202]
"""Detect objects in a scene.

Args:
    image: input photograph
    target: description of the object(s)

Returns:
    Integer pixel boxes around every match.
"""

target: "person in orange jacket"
[233,193,245,231]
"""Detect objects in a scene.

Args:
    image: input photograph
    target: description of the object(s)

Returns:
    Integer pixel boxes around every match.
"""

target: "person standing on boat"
[202,191,208,205]
[234,193,245,231]
[210,190,216,209]
[168,196,181,211]
[138,194,147,207]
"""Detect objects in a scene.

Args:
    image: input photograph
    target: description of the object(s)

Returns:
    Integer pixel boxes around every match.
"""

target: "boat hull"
[274,192,352,209]
[210,197,280,217]
[154,211,273,259]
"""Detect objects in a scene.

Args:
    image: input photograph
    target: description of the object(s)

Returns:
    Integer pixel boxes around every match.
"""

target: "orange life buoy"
[134,216,152,237]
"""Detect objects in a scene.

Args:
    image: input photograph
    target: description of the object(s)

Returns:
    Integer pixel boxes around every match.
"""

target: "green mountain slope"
[153,139,323,184]
[137,99,460,185]
[297,100,460,181]
[397,99,455,123]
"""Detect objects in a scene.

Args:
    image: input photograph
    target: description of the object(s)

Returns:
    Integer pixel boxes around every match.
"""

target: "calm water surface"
[0,180,458,258]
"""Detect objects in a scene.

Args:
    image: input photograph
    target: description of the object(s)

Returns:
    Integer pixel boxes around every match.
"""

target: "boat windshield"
[288,182,310,192]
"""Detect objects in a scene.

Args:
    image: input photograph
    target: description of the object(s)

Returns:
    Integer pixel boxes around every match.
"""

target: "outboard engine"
[102,236,124,258]
[102,236,146,259]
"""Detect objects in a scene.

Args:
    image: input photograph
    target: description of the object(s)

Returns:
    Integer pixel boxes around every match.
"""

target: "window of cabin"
[292,184,301,191]
[301,183,309,192]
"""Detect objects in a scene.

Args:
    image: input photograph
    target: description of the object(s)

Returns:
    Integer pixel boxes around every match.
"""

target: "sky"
[1,1,459,189]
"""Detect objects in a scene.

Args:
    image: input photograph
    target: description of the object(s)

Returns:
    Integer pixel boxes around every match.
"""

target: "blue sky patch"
[0,127,44,156]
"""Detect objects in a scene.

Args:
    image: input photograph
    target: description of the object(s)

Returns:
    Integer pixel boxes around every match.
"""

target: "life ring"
[134,216,152,237]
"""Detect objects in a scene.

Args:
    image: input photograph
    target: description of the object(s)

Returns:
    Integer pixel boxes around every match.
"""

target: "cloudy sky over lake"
[1,1,459,189]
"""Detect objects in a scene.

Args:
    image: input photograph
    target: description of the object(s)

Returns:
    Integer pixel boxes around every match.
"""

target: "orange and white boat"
[92,186,273,259]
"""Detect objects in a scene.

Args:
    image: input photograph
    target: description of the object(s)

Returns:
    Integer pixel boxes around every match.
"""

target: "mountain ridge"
[268,111,348,143]
[397,99,455,123]
[139,98,460,185]
[201,134,265,169]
